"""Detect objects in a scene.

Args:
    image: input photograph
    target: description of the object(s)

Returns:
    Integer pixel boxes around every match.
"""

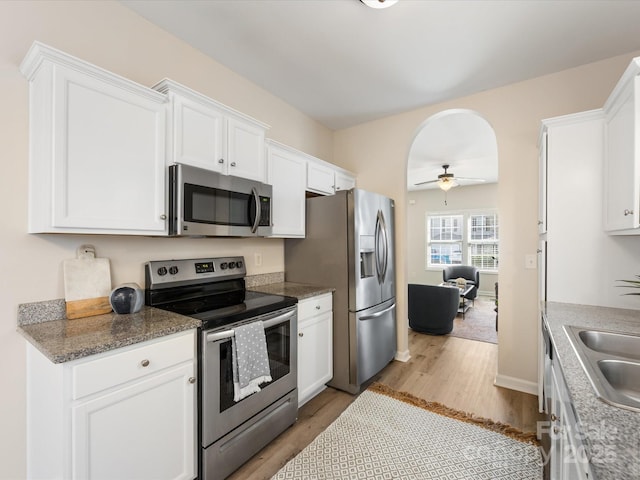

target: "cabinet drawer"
[298,293,333,321]
[71,330,195,400]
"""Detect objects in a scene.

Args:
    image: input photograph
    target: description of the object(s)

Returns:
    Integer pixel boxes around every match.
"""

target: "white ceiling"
[122,0,640,131]
[121,0,640,188]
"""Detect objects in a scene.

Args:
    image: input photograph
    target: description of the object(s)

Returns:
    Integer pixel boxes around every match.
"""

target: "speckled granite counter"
[542,302,640,479]
[248,281,334,300]
[18,305,200,364]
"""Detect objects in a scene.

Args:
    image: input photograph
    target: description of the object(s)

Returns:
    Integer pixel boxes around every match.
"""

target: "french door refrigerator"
[285,188,396,394]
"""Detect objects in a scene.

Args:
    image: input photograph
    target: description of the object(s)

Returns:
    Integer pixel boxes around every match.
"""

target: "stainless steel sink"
[564,325,640,412]
[578,329,640,361]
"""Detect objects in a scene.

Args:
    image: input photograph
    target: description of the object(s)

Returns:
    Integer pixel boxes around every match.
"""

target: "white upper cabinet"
[306,157,357,196]
[334,170,357,192]
[266,140,307,237]
[154,79,269,182]
[603,58,640,234]
[307,160,336,195]
[20,42,168,235]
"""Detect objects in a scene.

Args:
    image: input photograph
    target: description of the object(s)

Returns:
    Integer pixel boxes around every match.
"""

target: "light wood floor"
[229,332,543,480]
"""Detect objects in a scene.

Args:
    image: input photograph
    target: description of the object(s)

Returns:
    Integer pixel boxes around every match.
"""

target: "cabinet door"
[297,311,333,407]
[538,130,548,234]
[307,161,335,195]
[267,145,306,237]
[49,66,167,234]
[334,171,356,192]
[227,117,266,182]
[172,95,225,173]
[71,363,196,480]
[604,78,639,232]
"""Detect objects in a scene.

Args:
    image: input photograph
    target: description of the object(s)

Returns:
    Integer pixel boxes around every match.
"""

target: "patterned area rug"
[450,295,498,344]
[272,383,542,479]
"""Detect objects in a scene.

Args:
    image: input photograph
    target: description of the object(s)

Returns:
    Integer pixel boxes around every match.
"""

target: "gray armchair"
[408,284,459,335]
[442,265,480,303]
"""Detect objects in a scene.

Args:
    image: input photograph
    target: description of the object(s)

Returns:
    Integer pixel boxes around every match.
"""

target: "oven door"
[170,163,272,237]
[201,306,297,448]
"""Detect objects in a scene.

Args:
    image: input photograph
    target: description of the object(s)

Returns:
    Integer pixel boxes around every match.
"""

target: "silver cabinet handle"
[218,158,224,164]
[141,359,150,367]
[624,209,634,216]
[230,162,236,167]
[160,214,167,220]
[550,414,558,422]
[188,377,196,384]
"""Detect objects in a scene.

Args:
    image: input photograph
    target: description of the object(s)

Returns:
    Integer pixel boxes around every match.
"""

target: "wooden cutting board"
[63,247,112,319]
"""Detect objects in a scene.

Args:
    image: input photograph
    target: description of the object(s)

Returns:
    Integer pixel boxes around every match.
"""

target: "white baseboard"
[394,350,411,362]
[494,374,538,395]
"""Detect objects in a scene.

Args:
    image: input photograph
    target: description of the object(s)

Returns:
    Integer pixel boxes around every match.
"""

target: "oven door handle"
[205,309,296,343]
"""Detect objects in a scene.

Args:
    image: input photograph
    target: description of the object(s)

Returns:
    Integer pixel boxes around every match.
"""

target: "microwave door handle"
[250,187,260,234]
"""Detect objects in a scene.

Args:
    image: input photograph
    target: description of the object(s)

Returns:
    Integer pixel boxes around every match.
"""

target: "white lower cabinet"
[544,332,594,480]
[27,330,197,480]
[297,293,333,406]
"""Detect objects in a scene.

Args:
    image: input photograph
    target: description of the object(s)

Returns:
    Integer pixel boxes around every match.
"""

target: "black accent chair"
[442,265,480,304]
[408,284,460,335]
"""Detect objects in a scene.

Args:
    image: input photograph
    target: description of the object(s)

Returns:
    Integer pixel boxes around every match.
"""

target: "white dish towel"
[232,321,273,402]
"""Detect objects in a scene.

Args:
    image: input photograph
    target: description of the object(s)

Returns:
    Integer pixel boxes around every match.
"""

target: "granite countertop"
[248,281,334,300]
[18,306,200,364]
[542,301,640,479]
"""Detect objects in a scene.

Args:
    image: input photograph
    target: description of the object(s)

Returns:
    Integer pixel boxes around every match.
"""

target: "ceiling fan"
[414,164,486,191]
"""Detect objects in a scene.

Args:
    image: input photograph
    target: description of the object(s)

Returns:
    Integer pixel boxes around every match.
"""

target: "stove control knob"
[220,262,228,270]
[236,260,243,268]
[228,261,236,269]
[169,266,179,275]
[157,267,168,276]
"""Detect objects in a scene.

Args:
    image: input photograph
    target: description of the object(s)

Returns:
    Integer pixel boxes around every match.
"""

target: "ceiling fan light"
[360,0,399,9]
[438,178,457,192]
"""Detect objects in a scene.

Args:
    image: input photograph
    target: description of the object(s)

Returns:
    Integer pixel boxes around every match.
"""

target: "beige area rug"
[450,295,498,344]
[272,383,542,479]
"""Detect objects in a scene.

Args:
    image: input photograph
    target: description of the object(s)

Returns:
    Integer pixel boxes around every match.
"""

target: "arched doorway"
[406,109,499,341]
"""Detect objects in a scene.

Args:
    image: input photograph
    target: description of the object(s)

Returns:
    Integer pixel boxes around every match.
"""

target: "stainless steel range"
[145,256,298,480]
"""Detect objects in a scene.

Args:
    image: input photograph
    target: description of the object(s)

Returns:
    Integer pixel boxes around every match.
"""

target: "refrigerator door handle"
[376,210,389,283]
[359,303,396,321]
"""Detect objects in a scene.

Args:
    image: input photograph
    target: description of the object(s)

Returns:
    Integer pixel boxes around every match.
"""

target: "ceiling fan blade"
[454,177,486,183]
[413,179,439,186]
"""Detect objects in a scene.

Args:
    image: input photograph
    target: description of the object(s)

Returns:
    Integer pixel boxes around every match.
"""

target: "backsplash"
[245,271,284,288]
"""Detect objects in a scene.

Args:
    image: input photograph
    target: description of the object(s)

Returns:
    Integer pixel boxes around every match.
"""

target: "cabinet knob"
[550,414,558,422]
[537,220,543,225]
[218,158,224,164]
[553,426,561,434]
[315,305,321,310]
[298,332,304,337]
[230,162,236,167]
[160,214,167,220]
[624,209,634,216]
[141,359,150,367]
[188,377,196,384]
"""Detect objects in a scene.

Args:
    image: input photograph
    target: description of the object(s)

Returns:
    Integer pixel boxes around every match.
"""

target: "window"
[468,213,499,271]
[426,211,498,272]
[426,215,463,267]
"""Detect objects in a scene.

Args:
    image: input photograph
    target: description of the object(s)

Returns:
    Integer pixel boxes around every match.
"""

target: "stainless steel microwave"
[169,164,272,237]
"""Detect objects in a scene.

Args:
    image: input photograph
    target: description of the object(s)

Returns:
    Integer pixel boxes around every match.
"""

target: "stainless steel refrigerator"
[285,189,396,394]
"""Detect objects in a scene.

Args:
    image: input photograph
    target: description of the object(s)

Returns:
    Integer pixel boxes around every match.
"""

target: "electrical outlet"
[254,253,262,267]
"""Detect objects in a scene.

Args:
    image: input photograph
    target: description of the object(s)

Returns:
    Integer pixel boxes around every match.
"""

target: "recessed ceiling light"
[360,0,399,9]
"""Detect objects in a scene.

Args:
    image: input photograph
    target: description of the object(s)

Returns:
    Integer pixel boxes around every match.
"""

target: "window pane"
[429,215,463,241]
[469,243,499,270]
[427,242,463,267]
[470,213,498,241]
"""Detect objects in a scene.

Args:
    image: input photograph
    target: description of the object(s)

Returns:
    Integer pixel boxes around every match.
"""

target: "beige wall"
[334,50,640,391]
[407,184,499,294]
[0,2,333,478]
